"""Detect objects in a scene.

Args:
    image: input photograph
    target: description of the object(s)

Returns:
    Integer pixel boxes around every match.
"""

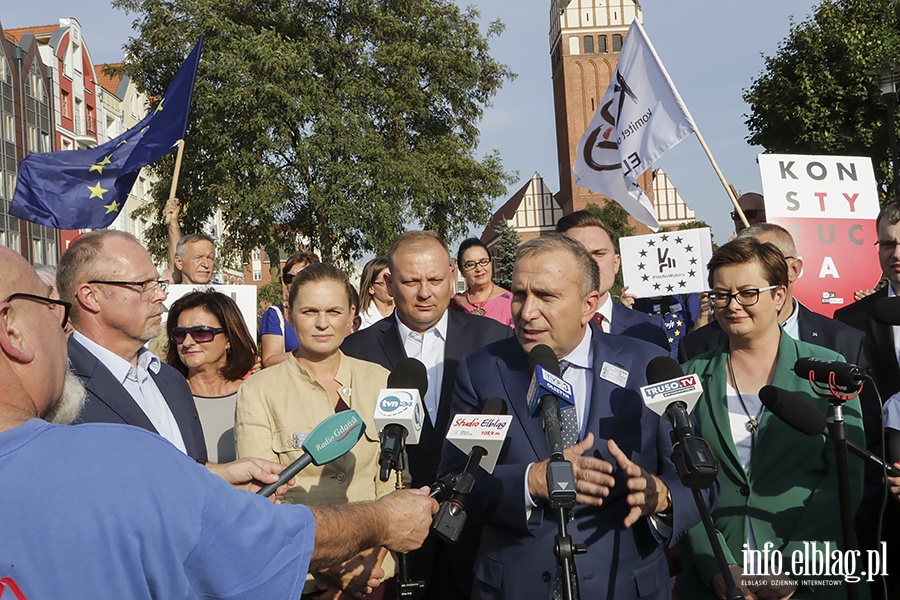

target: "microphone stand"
[827,397,861,600]
[388,446,427,599]
[666,408,743,600]
[540,396,584,600]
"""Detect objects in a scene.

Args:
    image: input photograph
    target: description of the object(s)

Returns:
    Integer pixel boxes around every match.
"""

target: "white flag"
[573,19,696,230]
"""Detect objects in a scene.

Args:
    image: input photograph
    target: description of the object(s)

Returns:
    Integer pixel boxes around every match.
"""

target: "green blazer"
[680,332,867,600]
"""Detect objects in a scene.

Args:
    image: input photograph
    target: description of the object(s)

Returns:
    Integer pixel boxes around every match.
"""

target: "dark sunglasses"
[283,273,295,285]
[171,325,225,345]
[731,208,765,221]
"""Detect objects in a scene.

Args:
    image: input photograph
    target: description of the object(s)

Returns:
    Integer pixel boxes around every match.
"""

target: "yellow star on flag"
[87,182,108,199]
[89,155,113,174]
[103,200,121,214]
[154,98,165,113]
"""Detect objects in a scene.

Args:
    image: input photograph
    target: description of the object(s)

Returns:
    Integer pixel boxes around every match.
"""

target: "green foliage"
[116,0,515,265]
[583,201,635,299]
[676,219,718,251]
[743,0,900,198]
[256,280,283,317]
[492,220,520,290]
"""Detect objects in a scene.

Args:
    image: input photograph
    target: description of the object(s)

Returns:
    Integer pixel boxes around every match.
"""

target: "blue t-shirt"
[259,304,300,353]
[0,420,315,599]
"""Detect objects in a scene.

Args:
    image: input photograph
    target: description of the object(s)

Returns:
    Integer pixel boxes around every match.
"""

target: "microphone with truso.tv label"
[374,358,428,482]
[257,409,366,497]
[431,397,511,543]
[758,385,900,477]
[641,356,718,490]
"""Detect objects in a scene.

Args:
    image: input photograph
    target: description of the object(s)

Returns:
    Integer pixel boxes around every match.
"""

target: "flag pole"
[693,128,749,229]
[168,139,186,199]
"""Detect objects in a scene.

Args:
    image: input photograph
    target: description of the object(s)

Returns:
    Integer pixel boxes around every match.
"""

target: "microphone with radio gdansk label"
[640,356,718,489]
[258,410,366,497]
[431,397,510,543]
[374,358,428,482]
[525,344,576,507]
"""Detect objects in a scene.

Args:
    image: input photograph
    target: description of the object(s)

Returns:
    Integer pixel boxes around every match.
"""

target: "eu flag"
[10,37,203,229]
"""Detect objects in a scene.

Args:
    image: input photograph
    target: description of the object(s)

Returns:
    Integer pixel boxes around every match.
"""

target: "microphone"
[872,296,900,325]
[374,358,428,482]
[525,344,576,506]
[793,357,866,390]
[432,397,510,542]
[759,385,900,477]
[258,410,366,497]
[640,356,718,489]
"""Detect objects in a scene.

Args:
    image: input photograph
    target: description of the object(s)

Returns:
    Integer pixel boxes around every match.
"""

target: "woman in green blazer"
[679,237,867,600]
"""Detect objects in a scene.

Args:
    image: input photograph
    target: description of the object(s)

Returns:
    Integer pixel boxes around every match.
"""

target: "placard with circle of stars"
[618,227,713,298]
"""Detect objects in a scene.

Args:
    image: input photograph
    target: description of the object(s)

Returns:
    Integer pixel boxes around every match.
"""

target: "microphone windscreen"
[646,356,684,385]
[387,358,428,397]
[758,385,826,436]
[527,344,560,377]
[482,397,508,416]
[872,296,900,326]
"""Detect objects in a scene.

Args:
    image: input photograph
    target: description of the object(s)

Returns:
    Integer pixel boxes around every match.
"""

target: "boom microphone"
[793,357,866,389]
[374,358,428,482]
[432,397,510,542]
[759,385,900,477]
[257,410,366,497]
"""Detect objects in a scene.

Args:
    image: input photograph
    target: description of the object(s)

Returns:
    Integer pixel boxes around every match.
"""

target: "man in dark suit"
[57,230,207,460]
[438,234,701,600]
[341,230,511,599]
[555,210,671,353]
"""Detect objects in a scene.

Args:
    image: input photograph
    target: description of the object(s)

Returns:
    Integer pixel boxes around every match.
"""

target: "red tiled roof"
[96,63,123,95]
[4,24,58,45]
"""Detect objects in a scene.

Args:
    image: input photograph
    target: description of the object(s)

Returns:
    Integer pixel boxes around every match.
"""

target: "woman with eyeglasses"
[164,290,258,463]
[236,263,400,600]
[450,237,513,327]
[259,251,320,368]
[357,257,394,330]
[678,237,866,600]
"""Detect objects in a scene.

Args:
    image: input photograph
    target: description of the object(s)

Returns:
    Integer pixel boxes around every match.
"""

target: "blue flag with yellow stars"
[10,37,203,229]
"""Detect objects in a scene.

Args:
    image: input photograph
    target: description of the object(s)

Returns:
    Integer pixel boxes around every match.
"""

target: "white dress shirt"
[72,331,187,454]
[397,311,448,426]
[595,295,614,333]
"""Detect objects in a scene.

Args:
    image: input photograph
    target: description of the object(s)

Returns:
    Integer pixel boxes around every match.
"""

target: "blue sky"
[3,1,823,241]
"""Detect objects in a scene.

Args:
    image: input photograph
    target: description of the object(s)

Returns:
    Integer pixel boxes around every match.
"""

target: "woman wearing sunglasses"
[259,251,319,368]
[450,237,513,327]
[236,263,399,600]
[165,290,258,463]
[678,237,866,600]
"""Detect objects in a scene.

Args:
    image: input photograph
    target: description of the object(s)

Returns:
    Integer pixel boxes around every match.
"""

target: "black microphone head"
[758,385,827,436]
[527,344,560,377]
[873,296,900,326]
[388,358,428,397]
[482,397,508,415]
[646,356,684,385]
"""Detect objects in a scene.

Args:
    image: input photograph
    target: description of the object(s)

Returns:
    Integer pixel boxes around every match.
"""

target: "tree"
[584,201,636,299]
[676,219,717,251]
[114,0,515,267]
[743,0,900,198]
[492,220,520,290]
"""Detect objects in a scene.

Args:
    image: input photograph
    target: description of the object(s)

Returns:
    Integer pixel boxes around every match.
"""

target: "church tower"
[550,0,654,222]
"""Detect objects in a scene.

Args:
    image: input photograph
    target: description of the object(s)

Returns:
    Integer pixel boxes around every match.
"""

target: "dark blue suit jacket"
[610,302,672,355]
[438,324,701,600]
[69,336,208,462]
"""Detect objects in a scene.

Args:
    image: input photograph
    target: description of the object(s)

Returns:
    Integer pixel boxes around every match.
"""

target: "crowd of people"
[2,195,900,600]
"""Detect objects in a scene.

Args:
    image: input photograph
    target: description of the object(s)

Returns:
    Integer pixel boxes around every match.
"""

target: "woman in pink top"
[451,238,513,328]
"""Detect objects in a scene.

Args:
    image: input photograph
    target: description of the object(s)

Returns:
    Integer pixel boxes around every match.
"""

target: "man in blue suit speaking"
[438,234,702,600]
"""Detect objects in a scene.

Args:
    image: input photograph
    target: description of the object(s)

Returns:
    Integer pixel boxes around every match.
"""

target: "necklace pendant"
[746,417,758,433]
[471,307,486,316]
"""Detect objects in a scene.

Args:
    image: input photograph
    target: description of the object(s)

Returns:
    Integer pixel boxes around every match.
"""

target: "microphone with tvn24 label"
[640,356,718,489]
[525,344,576,507]
[257,410,366,497]
[374,358,427,482]
[758,385,900,477]
[431,397,511,543]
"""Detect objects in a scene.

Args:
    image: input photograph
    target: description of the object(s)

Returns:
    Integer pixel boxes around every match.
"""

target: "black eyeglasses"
[709,286,777,308]
[171,326,225,345]
[875,240,900,253]
[4,293,71,329]
[731,208,765,221]
[462,257,492,271]
[88,279,169,298]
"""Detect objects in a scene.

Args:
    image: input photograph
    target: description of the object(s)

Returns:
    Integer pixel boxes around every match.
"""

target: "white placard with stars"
[619,228,713,298]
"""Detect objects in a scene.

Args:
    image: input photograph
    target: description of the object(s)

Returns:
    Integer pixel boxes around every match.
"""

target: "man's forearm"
[309,503,384,572]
